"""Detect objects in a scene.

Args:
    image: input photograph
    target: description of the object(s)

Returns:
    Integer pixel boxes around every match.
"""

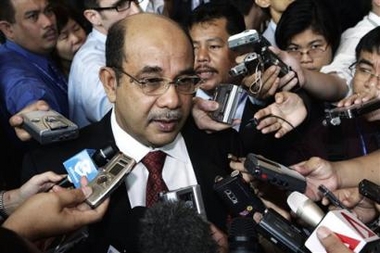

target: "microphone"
[287,191,380,253]
[61,144,120,188]
[139,201,219,253]
[91,143,119,167]
[287,191,325,227]
[228,217,260,253]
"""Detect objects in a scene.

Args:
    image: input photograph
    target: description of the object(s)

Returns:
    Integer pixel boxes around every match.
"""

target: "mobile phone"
[359,179,380,204]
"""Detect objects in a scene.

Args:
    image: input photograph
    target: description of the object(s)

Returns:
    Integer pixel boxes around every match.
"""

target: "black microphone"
[139,201,218,253]
[228,217,260,253]
[91,143,119,167]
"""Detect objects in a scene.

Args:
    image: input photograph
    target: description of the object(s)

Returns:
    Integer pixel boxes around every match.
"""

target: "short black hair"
[0,0,16,24]
[104,18,127,80]
[355,26,380,60]
[83,0,99,9]
[53,1,91,34]
[275,0,341,55]
[187,1,246,36]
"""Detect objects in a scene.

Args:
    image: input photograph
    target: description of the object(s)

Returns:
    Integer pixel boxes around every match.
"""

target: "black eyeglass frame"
[90,0,141,12]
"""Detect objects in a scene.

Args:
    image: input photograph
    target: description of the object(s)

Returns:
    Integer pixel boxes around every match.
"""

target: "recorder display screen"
[110,163,125,176]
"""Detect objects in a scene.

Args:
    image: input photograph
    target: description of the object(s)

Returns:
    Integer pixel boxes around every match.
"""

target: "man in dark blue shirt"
[0,0,68,187]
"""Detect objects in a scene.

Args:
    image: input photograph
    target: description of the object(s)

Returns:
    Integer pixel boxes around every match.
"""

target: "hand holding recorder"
[9,100,50,142]
[228,29,302,96]
[21,109,79,145]
[63,145,136,208]
[244,153,307,193]
[2,183,109,241]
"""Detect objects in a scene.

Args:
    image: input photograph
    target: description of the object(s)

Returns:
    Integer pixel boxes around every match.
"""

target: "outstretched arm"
[2,186,109,241]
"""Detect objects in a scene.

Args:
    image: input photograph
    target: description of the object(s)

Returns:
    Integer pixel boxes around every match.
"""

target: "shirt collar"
[4,40,51,69]
[368,11,380,25]
[91,28,107,44]
[110,109,190,164]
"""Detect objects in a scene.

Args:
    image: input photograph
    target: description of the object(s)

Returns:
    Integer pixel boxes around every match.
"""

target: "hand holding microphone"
[317,226,355,253]
[287,191,380,253]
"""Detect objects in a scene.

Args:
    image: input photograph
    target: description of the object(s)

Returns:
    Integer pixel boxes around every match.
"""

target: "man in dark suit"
[22,13,242,253]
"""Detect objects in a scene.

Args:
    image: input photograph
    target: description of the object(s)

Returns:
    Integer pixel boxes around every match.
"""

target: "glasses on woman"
[91,0,142,12]
[287,44,327,60]
[112,67,202,96]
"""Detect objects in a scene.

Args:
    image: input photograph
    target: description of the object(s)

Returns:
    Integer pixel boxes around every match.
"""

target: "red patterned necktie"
[142,151,168,207]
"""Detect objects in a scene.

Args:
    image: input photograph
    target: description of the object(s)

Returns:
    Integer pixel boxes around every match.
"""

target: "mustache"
[148,110,183,121]
[42,27,57,39]
[195,65,218,73]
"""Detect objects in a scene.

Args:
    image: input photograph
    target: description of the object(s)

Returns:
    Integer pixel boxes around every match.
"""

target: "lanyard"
[31,62,68,95]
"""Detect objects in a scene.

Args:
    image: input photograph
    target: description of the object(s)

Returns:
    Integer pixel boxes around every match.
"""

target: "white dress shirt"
[321,12,380,93]
[68,28,113,128]
[110,110,198,208]
[262,19,278,47]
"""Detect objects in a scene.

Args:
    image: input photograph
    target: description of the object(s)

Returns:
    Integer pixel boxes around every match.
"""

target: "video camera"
[228,29,292,78]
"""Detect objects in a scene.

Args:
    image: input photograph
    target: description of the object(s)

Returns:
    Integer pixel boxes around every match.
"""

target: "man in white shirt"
[321,0,380,90]
[68,0,141,127]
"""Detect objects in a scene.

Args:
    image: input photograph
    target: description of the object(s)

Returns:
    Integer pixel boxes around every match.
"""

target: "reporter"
[2,186,109,241]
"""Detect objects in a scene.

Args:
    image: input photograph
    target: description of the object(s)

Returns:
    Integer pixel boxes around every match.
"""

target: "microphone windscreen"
[139,201,218,253]
[228,217,259,253]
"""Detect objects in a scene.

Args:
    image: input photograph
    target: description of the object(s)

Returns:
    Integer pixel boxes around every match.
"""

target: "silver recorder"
[86,152,136,208]
[159,185,207,219]
[211,83,243,125]
[228,29,262,53]
[21,110,79,145]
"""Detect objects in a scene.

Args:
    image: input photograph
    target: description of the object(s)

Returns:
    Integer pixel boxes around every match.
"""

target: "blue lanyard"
[355,119,368,156]
[31,61,68,95]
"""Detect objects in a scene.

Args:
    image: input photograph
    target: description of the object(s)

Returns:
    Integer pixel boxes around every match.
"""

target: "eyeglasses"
[350,63,380,82]
[287,45,327,60]
[112,67,202,96]
[91,0,142,12]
